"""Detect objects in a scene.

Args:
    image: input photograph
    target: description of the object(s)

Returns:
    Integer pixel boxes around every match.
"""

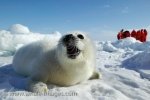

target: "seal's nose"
[63,34,75,43]
[63,34,76,46]
[64,34,74,41]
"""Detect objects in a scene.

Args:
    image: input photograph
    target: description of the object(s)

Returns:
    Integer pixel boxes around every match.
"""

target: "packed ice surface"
[0,24,150,100]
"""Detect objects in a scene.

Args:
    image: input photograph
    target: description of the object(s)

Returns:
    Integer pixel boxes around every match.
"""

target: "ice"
[123,51,150,80]
[0,24,150,100]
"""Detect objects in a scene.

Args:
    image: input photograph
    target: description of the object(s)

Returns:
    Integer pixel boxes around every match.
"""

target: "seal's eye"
[77,34,84,39]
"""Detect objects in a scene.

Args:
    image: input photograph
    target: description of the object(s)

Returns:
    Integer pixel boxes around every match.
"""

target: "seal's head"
[62,33,83,59]
[57,31,95,65]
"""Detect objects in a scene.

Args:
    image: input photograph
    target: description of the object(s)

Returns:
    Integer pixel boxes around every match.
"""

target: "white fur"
[12,31,96,92]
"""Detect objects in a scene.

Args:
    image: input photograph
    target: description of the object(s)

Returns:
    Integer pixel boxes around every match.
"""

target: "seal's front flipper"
[26,73,49,93]
[89,71,101,80]
[26,79,48,93]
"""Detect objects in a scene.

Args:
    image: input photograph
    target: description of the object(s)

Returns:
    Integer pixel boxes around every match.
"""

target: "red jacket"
[143,29,147,42]
[123,31,130,38]
[141,29,145,42]
[117,29,124,40]
[131,30,137,39]
[117,32,123,40]
[136,30,141,41]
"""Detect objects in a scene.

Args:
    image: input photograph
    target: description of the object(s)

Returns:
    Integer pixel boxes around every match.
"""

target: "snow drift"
[9,24,30,34]
[0,24,61,56]
[123,51,150,80]
[97,37,150,52]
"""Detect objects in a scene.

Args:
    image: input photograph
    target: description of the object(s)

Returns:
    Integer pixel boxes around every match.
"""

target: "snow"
[9,24,30,34]
[0,24,61,56]
[0,24,150,100]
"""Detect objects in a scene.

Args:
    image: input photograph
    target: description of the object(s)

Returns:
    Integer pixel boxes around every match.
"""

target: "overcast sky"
[0,0,150,41]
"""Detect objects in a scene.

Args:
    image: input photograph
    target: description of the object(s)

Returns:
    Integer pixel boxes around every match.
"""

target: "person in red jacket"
[123,30,130,38]
[136,30,141,41]
[143,29,148,42]
[131,30,137,39]
[117,29,124,40]
[140,29,145,42]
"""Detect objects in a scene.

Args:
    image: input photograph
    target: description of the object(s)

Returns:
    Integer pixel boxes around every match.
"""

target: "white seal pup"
[12,31,100,93]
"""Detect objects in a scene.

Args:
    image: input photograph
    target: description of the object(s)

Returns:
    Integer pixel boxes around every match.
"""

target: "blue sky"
[0,0,150,41]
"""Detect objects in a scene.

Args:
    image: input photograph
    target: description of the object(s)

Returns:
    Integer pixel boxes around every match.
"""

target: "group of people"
[117,29,148,42]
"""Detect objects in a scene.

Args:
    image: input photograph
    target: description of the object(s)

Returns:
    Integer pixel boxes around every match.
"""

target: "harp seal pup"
[12,31,100,93]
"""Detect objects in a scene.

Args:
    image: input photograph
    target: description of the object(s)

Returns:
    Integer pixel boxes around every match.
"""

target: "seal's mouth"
[67,45,81,59]
[62,34,81,59]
